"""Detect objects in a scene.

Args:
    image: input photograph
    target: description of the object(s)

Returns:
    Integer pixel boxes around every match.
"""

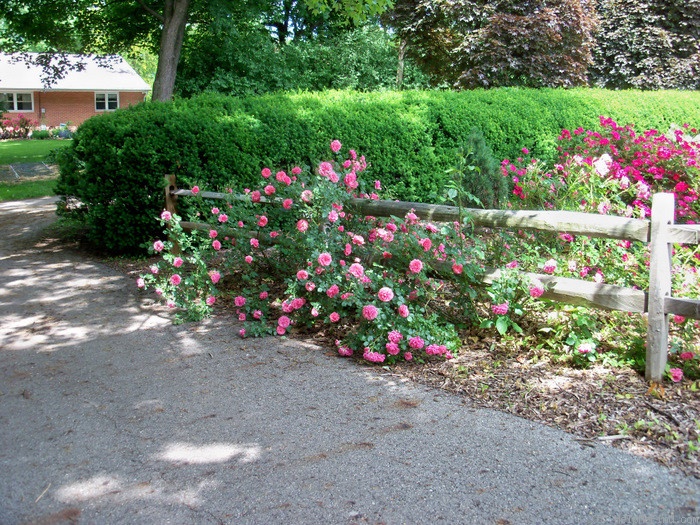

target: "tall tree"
[385,0,598,88]
[0,0,392,101]
[590,0,700,89]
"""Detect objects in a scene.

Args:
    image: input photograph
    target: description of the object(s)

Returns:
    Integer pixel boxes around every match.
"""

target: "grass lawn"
[0,139,72,165]
[0,179,57,202]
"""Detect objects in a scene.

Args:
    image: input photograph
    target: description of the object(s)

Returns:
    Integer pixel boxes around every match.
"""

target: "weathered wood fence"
[165,175,700,382]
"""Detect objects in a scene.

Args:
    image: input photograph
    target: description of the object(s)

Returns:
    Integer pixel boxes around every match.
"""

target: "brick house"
[0,53,151,128]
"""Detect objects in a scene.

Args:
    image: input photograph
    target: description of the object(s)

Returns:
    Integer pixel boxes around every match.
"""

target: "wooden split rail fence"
[165,175,700,382]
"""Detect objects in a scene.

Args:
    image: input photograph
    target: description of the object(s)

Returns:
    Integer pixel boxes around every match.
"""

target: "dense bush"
[56,88,700,253]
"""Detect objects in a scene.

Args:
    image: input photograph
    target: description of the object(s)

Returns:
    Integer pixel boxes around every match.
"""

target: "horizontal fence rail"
[165,175,700,382]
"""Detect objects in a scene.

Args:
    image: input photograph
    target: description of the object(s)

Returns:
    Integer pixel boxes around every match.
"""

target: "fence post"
[646,193,674,382]
[164,174,180,255]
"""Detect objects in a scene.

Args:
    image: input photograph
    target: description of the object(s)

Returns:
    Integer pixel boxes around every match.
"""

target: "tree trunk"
[151,0,190,101]
[396,38,407,89]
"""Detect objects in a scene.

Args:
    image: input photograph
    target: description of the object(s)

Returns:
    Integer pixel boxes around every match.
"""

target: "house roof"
[0,53,151,92]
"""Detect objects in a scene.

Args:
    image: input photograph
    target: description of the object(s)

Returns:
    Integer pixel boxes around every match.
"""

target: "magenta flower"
[529,280,545,298]
[250,238,259,248]
[253,310,262,319]
[377,287,394,302]
[283,199,293,209]
[292,166,302,175]
[191,186,200,195]
[452,263,463,275]
[326,285,340,298]
[259,291,268,300]
[330,139,342,153]
[577,342,594,354]
[363,348,385,363]
[404,352,413,361]
[338,346,353,357]
[362,305,379,321]
[136,278,145,288]
[206,296,216,306]
[257,215,268,227]
[239,329,246,338]
[348,263,364,278]
[491,302,509,315]
[670,368,684,383]
[301,190,313,203]
[278,315,291,328]
[409,259,423,274]
[218,213,228,223]
[419,238,432,251]
[542,259,557,274]
[150,265,159,274]
[212,240,222,251]
[408,336,424,350]
[305,281,316,292]
[209,229,218,239]
[329,312,340,323]
[386,343,400,355]
[388,330,403,343]
[276,325,286,335]
[261,167,271,178]
[506,260,518,269]
[264,184,276,196]
[245,255,253,264]
[170,274,181,286]
[160,210,172,221]
[153,240,165,252]
[296,219,309,233]
[234,296,246,307]
[210,271,221,284]
[318,252,332,266]
[680,352,694,360]
[398,304,409,318]
[297,270,309,280]
[251,190,261,203]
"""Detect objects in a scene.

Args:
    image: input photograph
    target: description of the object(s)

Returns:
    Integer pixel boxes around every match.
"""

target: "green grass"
[0,139,72,164]
[0,179,57,202]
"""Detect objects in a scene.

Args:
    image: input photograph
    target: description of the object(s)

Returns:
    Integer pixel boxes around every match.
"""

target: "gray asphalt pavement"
[1,197,698,525]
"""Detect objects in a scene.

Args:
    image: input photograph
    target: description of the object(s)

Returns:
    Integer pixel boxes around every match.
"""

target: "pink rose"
[327,285,340,298]
[283,199,293,209]
[210,271,221,284]
[239,329,246,338]
[170,274,181,286]
[404,352,413,361]
[206,296,216,306]
[259,291,269,300]
[362,305,379,321]
[386,343,400,355]
[160,210,172,221]
[278,315,291,328]
[209,229,218,239]
[408,336,424,350]
[296,219,309,233]
[338,346,353,357]
[218,213,228,223]
[491,302,509,315]
[251,190,261,203]
[409,259,423,274]
[542,259,557,274]
[330,139,342,153]
[398,304,409,318]
[136,278,145,288]
[452,263,463,275]
[264,184,276,196]
[670,368,684,382]
[388,331,403,343]
[276,326,286,335]
[191,186,199,195]
[212,240,222,251]
[297,270,309,280]
[329,312,340,323]
[173,257,183,268]
[377,287,394,302]
[318,252,332,266]
[153,240,165,252]
[257,215,268,227]
[234,296,246,307]
[261,167,271,178]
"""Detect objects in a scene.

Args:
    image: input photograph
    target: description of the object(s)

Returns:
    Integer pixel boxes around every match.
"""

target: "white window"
[1,92,34,112]
[95,92,119,111]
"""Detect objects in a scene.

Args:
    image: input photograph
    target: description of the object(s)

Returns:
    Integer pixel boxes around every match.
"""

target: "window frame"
[95,92,119,112]
[1,91,34,112]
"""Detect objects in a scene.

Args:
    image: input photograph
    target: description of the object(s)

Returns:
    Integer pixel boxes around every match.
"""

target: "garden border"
[165,175,700,382]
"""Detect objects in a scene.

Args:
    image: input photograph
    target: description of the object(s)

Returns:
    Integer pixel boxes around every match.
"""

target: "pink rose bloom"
[363,349,385,363]
[234,296,246,307]
[328,210,339,222]
[419,238,432,251]
[680,352,694,360]
[253,310,262,319]
[239,329,246,338]
[275,171,287,182]
[375,180,381,190]
[167,300,176,308]
[209,229,218,239]
[283,199,293,209]
[386,343,400,355]
[362,305,379,321]
[670,368,684,383]
[257,215,268,227]
[408,336,424,350]
[250,238,259,248]
[150,265,159,274]
[218,213,228,223]
[264,185,276,196]
[329,312,340,323]
[388,330,403,343]
[506,260,518,269]
[318,252,332,266]
[173,257,183,268]
[292,166,302,175]
[261,167,271,178]
[542,259,557,274]
[191,186,200,195]
[270,231,279,238]
[344,243,352,256]
[351,234,364,246]
[398,304,409,318]
[301,190,313,203]
[211,207,220,215]
[153,240,165,252]
[673,315,686,324]
[452,263,463,275]
[311,308,319,317]
[348,263,364,278]
[212,240,222,251]
[559,233,573,243]
[296,219,309,233]
[326,285,340,298]
[278,315,291,328]
[330,139,342,153]
[305,281,316,292]
[276,326,286,335]
[409,259,423,274]
[160,210,172,221]
[297,270,309,280]
[338,346,353,357]
[491,302,509,315]
[377,287,394,302]
[259,291,268,300]
[170,274,181,286]
[404,352,413,361]
[206,296,216,306]
[251,190,261,203]
[529,280,545,298]
[245,255,253,264]
[136,278,145,288]
[210,271,221,284]
[291,298,305,310]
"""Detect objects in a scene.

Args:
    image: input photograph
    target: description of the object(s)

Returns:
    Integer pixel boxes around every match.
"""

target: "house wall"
[1,91,147,128]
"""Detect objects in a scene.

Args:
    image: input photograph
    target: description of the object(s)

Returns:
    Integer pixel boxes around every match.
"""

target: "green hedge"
[55,88,700,253]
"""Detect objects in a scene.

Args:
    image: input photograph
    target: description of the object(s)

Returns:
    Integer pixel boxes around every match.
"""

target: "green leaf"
[495,316,509,335]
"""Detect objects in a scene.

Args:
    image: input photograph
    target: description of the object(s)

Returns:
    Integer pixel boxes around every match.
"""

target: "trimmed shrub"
[56,88,700,253]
